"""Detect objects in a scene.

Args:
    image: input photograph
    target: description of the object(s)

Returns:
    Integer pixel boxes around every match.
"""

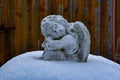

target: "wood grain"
[0,0,117,65]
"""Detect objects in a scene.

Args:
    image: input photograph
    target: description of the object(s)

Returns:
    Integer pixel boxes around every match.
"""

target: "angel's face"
[51,22,66,39]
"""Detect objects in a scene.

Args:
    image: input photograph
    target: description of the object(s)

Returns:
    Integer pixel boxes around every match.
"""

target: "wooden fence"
[0,0,116,65]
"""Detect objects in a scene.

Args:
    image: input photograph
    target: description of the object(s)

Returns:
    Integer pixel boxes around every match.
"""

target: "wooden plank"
[0,32,6,65]
[8,0,14,27]
[1,0,8,26]
[116,0,120,61]
[7,0,15,57]
[85,0,100,55]
[26,0,33,51]
[88,0,95,55]
[39,0,46,50]
[76,0,84,21]
[39,0,46,21]
[82,0,89,24]
[82,0,95,54]
[69,0,76,21]
[30,0,40,50]
[87,0,94,54]
[20,0,28,53]
[100,0,108,57]
[112,0,116,61]
[69,0,73,21]
[14,0,22,55]
[0,0,11,65]
[107,0,113,59]
[62,0,70,21]
[51,0,58,14]
[58,0,64,15]
[94,0,100,55]
[45,0,51,15]
[0,0,6,25]
[116,0,120,50]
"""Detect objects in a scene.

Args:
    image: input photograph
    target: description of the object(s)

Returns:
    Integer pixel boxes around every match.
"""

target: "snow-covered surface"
[0,51,120,80]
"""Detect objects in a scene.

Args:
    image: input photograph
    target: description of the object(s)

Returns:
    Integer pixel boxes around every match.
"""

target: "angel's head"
[41,15,69,39]
[41,15,68,28]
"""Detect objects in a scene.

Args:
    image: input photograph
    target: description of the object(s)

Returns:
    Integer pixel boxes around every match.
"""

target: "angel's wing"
[72,21,91,62]
[73,21,90,46]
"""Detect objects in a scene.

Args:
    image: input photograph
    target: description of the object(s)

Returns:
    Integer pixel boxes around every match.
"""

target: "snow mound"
[0,51,120,80]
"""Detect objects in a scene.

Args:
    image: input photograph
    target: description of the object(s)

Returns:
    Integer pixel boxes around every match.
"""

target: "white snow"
[0,51,120,80]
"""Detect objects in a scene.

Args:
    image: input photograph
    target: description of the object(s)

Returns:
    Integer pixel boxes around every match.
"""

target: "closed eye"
[71,29,74,32]
[53,30,57,33]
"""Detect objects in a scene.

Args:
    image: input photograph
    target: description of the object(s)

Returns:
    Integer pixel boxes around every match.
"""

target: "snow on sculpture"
[40,15,90,62]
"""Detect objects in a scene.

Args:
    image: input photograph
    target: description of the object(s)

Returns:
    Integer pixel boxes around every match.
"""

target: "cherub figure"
[40,15,90,62]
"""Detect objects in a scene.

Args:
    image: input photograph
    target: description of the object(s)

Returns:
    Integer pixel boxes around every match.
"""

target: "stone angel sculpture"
[40,15,90,62]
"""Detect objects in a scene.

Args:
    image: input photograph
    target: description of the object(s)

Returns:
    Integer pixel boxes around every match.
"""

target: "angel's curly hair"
[41,15,69,30]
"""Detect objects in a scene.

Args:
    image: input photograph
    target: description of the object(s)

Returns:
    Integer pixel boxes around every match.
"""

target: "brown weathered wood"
[7,0,15,57]
[0,32,6,65]
[76,0,84,21]
[88,0,96,55]
[31,0,40,50]
[94,0,101,55]
[39,0,46,50]
[1,0,8,26]
[14,0,21,55]
[62,0,70,21]
[51,0,58,14]
[0,0,6,25]
[116,0,120,61]
[45,0,51,15]
[116,0,120,45]
[58,0,64,15]
[107,0,113,59]
[20,0,28,53]
[100,0,108,57]
[0,0,117,65]
[26,0,32,51]
[112,0,116,61]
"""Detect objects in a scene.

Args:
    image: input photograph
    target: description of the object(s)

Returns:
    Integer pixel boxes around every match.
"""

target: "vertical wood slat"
[31,0,40,50]
[27,0,32,51]
[82,0,95,54]
[113,0,116,60]
[14,0,21,55]
[45,0,51,15]
[117,0,120,40]
[58,0,64,15]
[88,0,96,55]
[0,32,10,65]
[0,0,6,65]
[0,0,5,25]
[76,0,84,21]
[116,0,120,59]
[62,0,70,21]
[0,0,15,65]
[94,0,100,55]
[51,0,58,14]
[7,0,15,57]
[69,0,76,21]
[100,0,108,57]
[107,0,113,59]
[39,0,46,49]
[1,0,8,26]
[69,0,73,21]
[20,0,28,53]
[0,32,6,65]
